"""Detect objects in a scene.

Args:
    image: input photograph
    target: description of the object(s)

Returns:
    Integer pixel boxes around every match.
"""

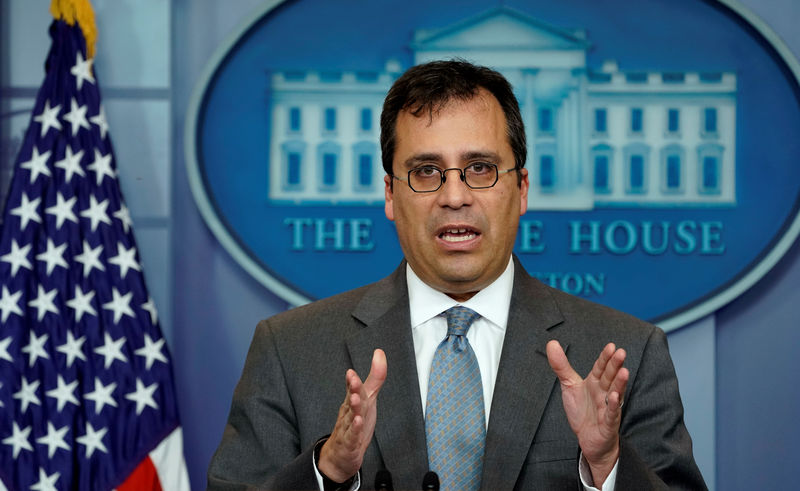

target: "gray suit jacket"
[208,259,706,490]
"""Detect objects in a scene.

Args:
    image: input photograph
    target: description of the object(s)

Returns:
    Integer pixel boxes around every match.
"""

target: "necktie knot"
[445,306,480,337]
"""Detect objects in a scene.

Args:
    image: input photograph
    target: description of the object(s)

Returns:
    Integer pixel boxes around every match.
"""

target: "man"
[208,60,706,490]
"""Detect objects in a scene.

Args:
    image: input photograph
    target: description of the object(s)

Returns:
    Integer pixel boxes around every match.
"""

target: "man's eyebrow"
[462,151,501,162]
[401,153,444,169]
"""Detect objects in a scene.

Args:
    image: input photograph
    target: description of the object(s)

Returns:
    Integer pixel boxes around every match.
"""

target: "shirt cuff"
[312,438,361,491]
[578,451,619,491]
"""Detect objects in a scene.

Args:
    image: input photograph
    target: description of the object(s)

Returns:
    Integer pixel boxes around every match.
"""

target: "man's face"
[384,89,529,300]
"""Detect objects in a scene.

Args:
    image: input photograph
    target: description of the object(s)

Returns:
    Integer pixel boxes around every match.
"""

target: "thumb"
[546,340,581,386]
[364,349,387,396]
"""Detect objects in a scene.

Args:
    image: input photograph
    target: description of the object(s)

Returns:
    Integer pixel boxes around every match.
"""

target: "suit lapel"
[346,263,429,486]
[480,259,567,490]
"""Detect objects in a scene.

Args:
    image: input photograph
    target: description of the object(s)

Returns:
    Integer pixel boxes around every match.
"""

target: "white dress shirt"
[314,258,618,490]
[406,259,617,491]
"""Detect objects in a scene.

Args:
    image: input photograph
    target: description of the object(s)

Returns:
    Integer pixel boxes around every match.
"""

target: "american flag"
[0,12,189,491]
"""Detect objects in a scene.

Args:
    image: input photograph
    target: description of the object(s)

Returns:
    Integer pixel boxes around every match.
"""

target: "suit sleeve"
[207,319,321,491]
[615,327,708,490]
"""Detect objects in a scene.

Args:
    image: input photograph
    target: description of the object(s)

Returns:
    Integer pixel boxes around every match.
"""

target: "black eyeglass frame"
[391,163,518,193]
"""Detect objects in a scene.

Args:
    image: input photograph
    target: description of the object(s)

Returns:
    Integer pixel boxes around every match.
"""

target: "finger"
[347,369,364,398]
[608,366,629,405]
[546,340,581,386]
[363,349,388,396]
[590,343,616,382]
[599,348,626,391]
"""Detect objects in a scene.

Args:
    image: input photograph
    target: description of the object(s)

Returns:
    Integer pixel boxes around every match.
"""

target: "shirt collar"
[406,257,514,330]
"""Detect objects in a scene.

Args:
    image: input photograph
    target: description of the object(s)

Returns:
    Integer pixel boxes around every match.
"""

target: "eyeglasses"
[391,162,517,193]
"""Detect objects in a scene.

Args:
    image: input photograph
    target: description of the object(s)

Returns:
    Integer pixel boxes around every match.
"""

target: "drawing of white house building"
[268,7,736,209]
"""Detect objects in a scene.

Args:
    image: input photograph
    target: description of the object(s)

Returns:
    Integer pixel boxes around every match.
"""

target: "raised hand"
[318,349,387,483]
[546,340,628,486]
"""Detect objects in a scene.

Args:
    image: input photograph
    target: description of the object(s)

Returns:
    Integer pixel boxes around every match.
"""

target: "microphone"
[422,471,440,491]
[374,469,393,490]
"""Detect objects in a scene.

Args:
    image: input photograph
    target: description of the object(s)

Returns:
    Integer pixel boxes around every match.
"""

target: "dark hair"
[380,59,527,181]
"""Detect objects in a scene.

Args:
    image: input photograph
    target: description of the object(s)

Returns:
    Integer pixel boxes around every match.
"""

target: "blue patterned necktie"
[425,306,486,491]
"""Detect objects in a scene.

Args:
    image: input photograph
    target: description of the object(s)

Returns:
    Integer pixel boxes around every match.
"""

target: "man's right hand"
[318,349,387,483]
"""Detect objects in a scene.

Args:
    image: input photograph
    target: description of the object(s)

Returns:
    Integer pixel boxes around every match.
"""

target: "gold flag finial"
[50,0,97,59]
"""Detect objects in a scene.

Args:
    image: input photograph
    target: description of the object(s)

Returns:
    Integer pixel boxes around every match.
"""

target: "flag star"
[45,192,79,230]
[28,284,59,321]
[113,203,133,233]
[76,422,109,458]
[84,378,118,414]
[62,97,90,136]
[54,145,86,183]
[135,334,168,370]
[56,330,86,367]
[0,336,12,363]
[141,296,158,325]
[102,287,135,324]
[30,467,60,491]
[33,99,62,137]
[45,375,80,412]
[1,239,33,276]
[0,285,24,323]
[2,422,33,458]
[13,376,41,413]
[20,146,52,184]
[70,51,95,89]
[90,105,109,139]
[74,240,105,277]
[80,194,112,232]
[9,192,42,230]
[125,378,159,415]
[35,421,70,458]
[65,285,97,322]
[35,238,69,275]
[29,468,60,491]
[87,148,114,186]
[109,242,141,279]
[94,331,128,369]
[21,330,49,367]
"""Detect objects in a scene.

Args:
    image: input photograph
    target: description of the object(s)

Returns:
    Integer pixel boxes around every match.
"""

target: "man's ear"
[384,174,395,221]
[518,168,529,216]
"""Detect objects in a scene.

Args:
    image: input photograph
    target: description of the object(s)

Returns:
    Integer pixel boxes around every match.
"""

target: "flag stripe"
[116,456,163,491]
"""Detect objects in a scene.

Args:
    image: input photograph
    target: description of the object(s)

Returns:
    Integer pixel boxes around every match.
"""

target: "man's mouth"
[439,227,479,243]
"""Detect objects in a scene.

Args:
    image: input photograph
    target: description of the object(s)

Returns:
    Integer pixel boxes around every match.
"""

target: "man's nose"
[437,168,473,208]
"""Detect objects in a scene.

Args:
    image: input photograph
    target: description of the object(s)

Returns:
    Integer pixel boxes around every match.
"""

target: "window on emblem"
[540,155,555,190]
[360,108,372,132]
[666,155,681,190]
[660,145,684,194]
[594,108,607,134]
[703,107,718,135]
[288,153,301,185]
[594,155,610,193]
[317,142,341,190]
[667,108,680,134]
[697,143,723,194]
[629,155,645,192]
[289,107,301,132]
[322,153,337,186]
[359,154,372,187]
[631,108,643,133]
[324,108,336,132]
[538,108,553,133]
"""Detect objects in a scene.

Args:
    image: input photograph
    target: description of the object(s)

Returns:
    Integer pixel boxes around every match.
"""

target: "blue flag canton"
[0,20,179,490]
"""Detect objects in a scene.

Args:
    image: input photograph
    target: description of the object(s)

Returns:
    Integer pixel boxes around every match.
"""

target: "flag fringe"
[49,0,97,58]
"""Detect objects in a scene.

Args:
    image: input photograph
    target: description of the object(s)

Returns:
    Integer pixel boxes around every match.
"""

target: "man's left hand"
[546,340,629,487]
